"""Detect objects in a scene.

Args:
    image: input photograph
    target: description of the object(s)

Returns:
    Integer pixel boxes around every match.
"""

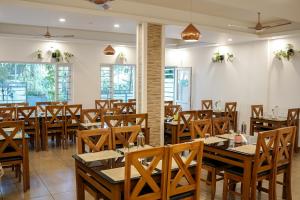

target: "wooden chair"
[77,128,112,154]
[201,100,213,110]
[16,106,39,151]
[212,117,230,135]
[113,102,136,114]
[77,128,111,199]
[111,125,141,149]
[125,113,149,144]
[0,107,15,121]
[124,147,167,200]
[165,105,181,118]
[12,102,29,107]
[102,114,126,128]
[164,100,173,106]
[64,104,82,147]
[190,119,212,139]
[166,141,204,200]
[225,102,237,131]
[197,110,213,119]
[0,121,29,192]
[191,118,225,200]
[36,101,53,113]
[286,108,299,152]
[223,130,279,200]
[109,99,123,108]
[81,109,102,123]
[101,108,121,116]
[251,105,263,118]
[45,105,65,150]
[177,111,198,143]
[95,100,110,109]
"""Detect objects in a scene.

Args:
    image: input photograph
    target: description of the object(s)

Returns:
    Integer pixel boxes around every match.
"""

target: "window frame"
[0,61,73,104]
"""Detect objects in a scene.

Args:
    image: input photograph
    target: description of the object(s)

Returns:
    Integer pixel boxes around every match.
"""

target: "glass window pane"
[164,67,175,101]
[113,65,135,102]
[100,66,112,99]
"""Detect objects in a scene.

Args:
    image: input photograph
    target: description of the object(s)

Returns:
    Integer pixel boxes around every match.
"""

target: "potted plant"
[52,49,63,62]
[274,44,299,61]
[35,50,43,60]
[64,52,74,63]
[227,53,235,62]
[212,52,225,63]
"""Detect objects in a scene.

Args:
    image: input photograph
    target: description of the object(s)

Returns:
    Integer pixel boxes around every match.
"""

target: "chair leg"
[286,170,292,200]
[223,174,229,200]
[268,177,274,200]
[257,180,263,192]
[211,169,216,200]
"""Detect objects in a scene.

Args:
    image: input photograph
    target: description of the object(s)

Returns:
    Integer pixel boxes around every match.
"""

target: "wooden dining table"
[74,134,257,200]
[250,116,287,135]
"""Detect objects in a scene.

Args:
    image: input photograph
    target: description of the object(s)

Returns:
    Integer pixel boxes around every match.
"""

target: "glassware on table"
[128,142,134,152]
[205,133,210,139]
[137,132,145,149]
[241,121,247,134]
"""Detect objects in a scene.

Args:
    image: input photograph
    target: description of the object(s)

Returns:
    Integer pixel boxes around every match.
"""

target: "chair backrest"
[77,128,111,154]
[164,101,173,106]
[197,110,213,119]
[36,101,55,113]
[113,102,136,114]
[212,117,230,135]
[95,100,110,109]
[287,108,299,126]
[101,108,121,116]
[124,147,167,200]
[165,105,181,118]
[102,114,126,128]
[125,114,148,128]
[65,104,82,126]
[16,106,38,129]
[177,111,198,141]
[0,121,25,159]
[81,109,102,123]
[166,141,204,200]
[109,99,123,108]
[45,105,64,124]
[128,99,136,103]
[191,119,212,139]
[111,125,141,149]
[201,100,213,110]
[225,102,237,130]
[253,130,278,175]
[276,126,296,167]
[12,102,29,107]
[51,101,68,106]
[0,107,15,121]
[251,105,263,118]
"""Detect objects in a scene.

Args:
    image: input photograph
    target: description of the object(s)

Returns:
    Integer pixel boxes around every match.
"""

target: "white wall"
[166,36,300,131]
[0,37,136,108]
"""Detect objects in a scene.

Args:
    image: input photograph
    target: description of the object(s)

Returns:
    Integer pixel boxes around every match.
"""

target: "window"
[100,64,135,102]
[0,62,71,105]
[164,67,176,101]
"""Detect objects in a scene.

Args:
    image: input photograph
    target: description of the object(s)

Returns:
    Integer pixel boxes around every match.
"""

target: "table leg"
[243,159,252,200]
[250,119,254,136]
[172,126,177,144]
[111,185,121,200]
[75,163,85,200]
[23,140,30,192]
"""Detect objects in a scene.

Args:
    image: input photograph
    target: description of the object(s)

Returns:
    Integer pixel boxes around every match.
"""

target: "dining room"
[0,0,300,200]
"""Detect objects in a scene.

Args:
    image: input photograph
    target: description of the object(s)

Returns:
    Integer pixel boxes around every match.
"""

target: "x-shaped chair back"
[17,106,37,129]
[165,105,181,118]
[212,117,230,135]
[101,108,121,116]
[251,105,263,118]
[177,111,198,138]
[114,102,136,114]
[102,115,126,128]
[164,101,173,106]
[253,130,278,175]
[124,147,167,200]
[77,128,111,154]
[225,102,237,128]
[166,141,204,199]
[112,125,140,149]
[191,119,212,138]
[0,107,15,121]
[65,104,82,126]
[109,99,123,108]
[0,121,25,159]
[95,100,109,109]
[125,114,148,128]
[197,110,213,119]
[45,105,64,126]
[276,126,296,167]
[201,100,213,110]
[36,102,53,113]
[81,109,102,123]
[287,108,299,126]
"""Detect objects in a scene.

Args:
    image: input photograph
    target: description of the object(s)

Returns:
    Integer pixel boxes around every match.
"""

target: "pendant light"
[104,45,115,55]
[181,0,201,41]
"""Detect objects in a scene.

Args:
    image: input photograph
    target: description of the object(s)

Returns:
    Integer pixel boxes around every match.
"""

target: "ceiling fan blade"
[51,35,75,38]
[228,24,249,29]
[267,22,292,29]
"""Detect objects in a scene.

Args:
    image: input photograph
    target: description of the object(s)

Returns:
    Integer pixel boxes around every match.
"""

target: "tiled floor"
[1,144,300,200]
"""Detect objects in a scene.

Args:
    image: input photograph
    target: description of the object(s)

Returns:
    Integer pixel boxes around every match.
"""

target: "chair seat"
[0,156,23,163]
[203,158,229,169]
[170,191,194,200]
[225,166,270,177]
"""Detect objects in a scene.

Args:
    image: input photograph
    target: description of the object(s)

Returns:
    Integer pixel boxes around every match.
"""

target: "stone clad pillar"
[136,23,165,146]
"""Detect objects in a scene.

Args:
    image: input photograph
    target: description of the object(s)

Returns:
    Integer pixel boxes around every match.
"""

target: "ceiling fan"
[229,12,292,32]
[39,26,74,39]
[88,0,114,10]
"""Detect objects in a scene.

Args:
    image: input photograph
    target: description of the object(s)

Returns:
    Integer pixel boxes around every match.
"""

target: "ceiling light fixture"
[228,38,233,42]
[181,0,201,41]
[104,45,115,55]
[59,18,66,23]
[114,24,120,28]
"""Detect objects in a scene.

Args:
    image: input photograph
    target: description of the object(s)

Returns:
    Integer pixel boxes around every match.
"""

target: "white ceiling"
[0,0,299,47]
